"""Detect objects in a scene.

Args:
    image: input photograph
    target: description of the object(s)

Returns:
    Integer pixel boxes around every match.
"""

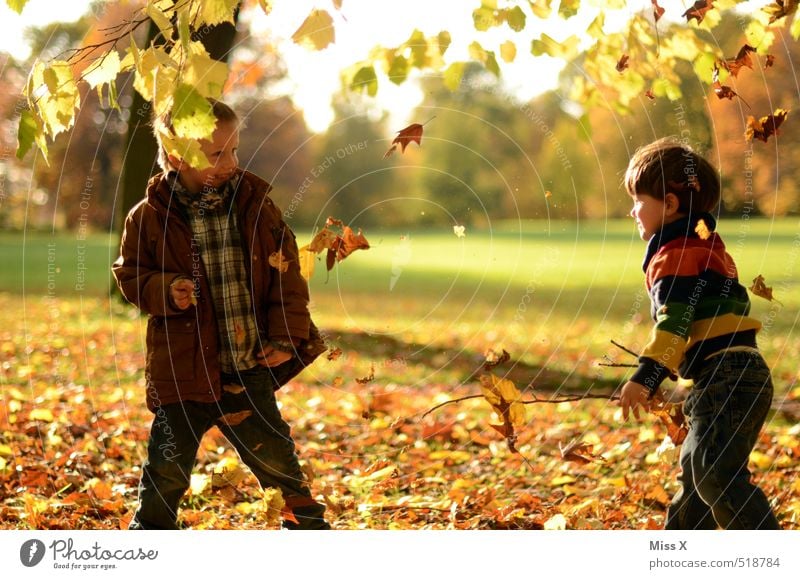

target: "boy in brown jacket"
[113,100,329,529]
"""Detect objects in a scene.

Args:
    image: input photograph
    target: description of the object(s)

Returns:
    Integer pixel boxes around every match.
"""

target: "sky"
[0,0,776,132]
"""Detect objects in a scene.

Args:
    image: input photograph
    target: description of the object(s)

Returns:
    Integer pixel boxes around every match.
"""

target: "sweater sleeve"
[112,204,190,318]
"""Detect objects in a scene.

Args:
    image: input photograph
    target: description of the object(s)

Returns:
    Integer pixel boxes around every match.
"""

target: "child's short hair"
[152,99,239,171]
[624,137,720,214]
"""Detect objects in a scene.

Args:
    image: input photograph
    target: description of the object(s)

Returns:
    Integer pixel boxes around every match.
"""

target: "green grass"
[2,219,797,390]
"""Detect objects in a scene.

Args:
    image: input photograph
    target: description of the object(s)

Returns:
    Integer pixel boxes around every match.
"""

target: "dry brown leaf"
[384,123,424,158]
[745,109,789,143]
[327,347,343,361]
[749,274,781,304]
[650,402,688,445]
[355,365,375,385]
[616,54,630,73]
[651,0,665,21]
[559,438,605,465]
[683,0,715,23]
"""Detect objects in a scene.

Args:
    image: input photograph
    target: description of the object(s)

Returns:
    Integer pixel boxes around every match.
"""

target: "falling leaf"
[694,219,711,240]
[650,402,688,445]
[559,438,605,465]
[749,274,780,303]
[683,0,715,23]
[645,89,656,100]
[500,40,517,63]
[483,349,510,371]
[223,383,246,395]
[298,248,317,280]
[300,218,371,276]
[327,347,343,361]
[765,54,776,68]
[453,225,466,238]
[651,0,665,21]
[763,0,799,24]
[723,44,756,77]
[356,365,375,385]
[384,123,424,158]
[616,54,630,73]
[339,226,371,260]
[545,190,553,198]
[291,9,335,50]
[212,457,248,488]
[745,109,789,143]
[219,410,253,427]
[712,65,739,102]
[268,250,290,273]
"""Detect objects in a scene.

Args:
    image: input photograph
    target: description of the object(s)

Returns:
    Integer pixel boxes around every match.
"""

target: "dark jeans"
[130,365,329,530]
[665,351,779,530]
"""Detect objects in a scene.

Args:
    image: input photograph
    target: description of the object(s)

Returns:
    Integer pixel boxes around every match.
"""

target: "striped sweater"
[631,213,761,394]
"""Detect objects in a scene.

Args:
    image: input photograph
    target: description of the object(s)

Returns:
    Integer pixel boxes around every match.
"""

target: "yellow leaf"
[749,450,772,470]
[550,475,576,486]
[157,129,210,169]
[212,457,247,488]
[453,225,466,238]
[0,456,6,472]
[189,473,210,496]
[83,51,121,89]
[133,46,177,114]
[292,9,335,50]
[299,247,316,280]
[38,61,80,137]
[262,487,285,526]
[479,374,526,427]
[29,408,54,422]
[145,2,173,34]
[172,84,216,140]
[0,444,13,456]
[500,40,517,63]
[544,513,567,530]
[694,218,711,240]
[190,0,238,26]
[258,0,273,15]
[184,43,229,99]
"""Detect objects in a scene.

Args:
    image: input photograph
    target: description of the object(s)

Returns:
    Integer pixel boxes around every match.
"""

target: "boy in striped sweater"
[619,138,779,529]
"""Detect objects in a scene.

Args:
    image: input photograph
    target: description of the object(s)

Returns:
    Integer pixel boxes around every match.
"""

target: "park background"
[0,0,799,529]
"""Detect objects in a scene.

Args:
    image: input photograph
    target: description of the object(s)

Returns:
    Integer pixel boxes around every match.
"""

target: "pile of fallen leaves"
[1,295,799,530]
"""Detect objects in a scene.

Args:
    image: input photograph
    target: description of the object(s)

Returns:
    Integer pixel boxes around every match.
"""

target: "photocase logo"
[20,539,46,567]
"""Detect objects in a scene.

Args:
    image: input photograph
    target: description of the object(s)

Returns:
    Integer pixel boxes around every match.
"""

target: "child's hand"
[256,346,292,367]
[619,381,651,421]
[169,278,196,310]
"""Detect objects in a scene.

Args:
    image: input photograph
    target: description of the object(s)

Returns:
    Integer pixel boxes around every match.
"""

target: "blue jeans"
[665,351,779,529]
[130,366,329,530]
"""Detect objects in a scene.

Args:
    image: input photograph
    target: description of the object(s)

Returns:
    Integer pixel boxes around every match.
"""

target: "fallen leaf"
[356,365,375,385]
[262,487,287,526]
[480,374,526,451]
[212,457,248,488]
[650,401,688,445]
[683,0,715,23]
[384,122,424,158]
[219,410,253,426]
[453,225,466,238]
[327,347,343,361]
[745,109,789,143]
[543,513,567,530]
[616,54,629,73]
[694,219,711,240]
[268,250,290,273]
[721,44,756,77]
[559,438,605,465]
[29,408,54,422]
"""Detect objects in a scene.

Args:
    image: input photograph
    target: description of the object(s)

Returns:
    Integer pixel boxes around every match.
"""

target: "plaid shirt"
[169,172,260,373]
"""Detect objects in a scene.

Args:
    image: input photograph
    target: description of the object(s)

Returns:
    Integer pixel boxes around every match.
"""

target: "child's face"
[171,120,239,193]
[629,193,671,241]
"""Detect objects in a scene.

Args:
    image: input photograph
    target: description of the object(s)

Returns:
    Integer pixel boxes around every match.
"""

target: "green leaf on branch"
[172,84,216,140]
[292,9,335,50]
[158,129,210,169]
[183,44,228,99]
[468,41,500,77]
[39,61,80,137]
[405,29,428,68]
[15,109,38,160]
[145,2,173,35]
[190,0,238,26]
[387,54,409,85]
[472,4,501,31]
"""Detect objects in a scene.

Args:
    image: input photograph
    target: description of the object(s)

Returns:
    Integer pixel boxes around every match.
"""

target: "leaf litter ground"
[1,294,799,530]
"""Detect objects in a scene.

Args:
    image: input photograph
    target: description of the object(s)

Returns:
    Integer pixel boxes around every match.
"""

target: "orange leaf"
[338,226,371,260]
[694,219,711,240]
[745,109,789,143]
[219,410,253,426]
[650,402,688,445]
[268,250,290,273]
[355,365,375,385]
[645,89,656,100]
[326,347,343,361]
[384,123,424,158]
[651,0,665,21]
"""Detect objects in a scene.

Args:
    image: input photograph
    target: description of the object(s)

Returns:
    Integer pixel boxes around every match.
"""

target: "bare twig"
[611,340,639,359]
[421,391,619,419]
[421,394,482,419]
[598,362,637,368]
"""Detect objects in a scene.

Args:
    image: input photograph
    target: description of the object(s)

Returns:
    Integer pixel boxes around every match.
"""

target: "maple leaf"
[763,0,799,24]
[683,0,715,23]
[298,217,371,279]
[694,219,711,240]
[616,54,630,73]
[384,123,423,158]
[711,65,742,103]
[559,438,605,465]
[651,0,665,21]
[745,109,789,143]
[268,250,290,273]
[749,275,781,304]
[723,44,756,77]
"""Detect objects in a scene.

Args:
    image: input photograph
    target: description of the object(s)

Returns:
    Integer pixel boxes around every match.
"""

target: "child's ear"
[664,192,682,216]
